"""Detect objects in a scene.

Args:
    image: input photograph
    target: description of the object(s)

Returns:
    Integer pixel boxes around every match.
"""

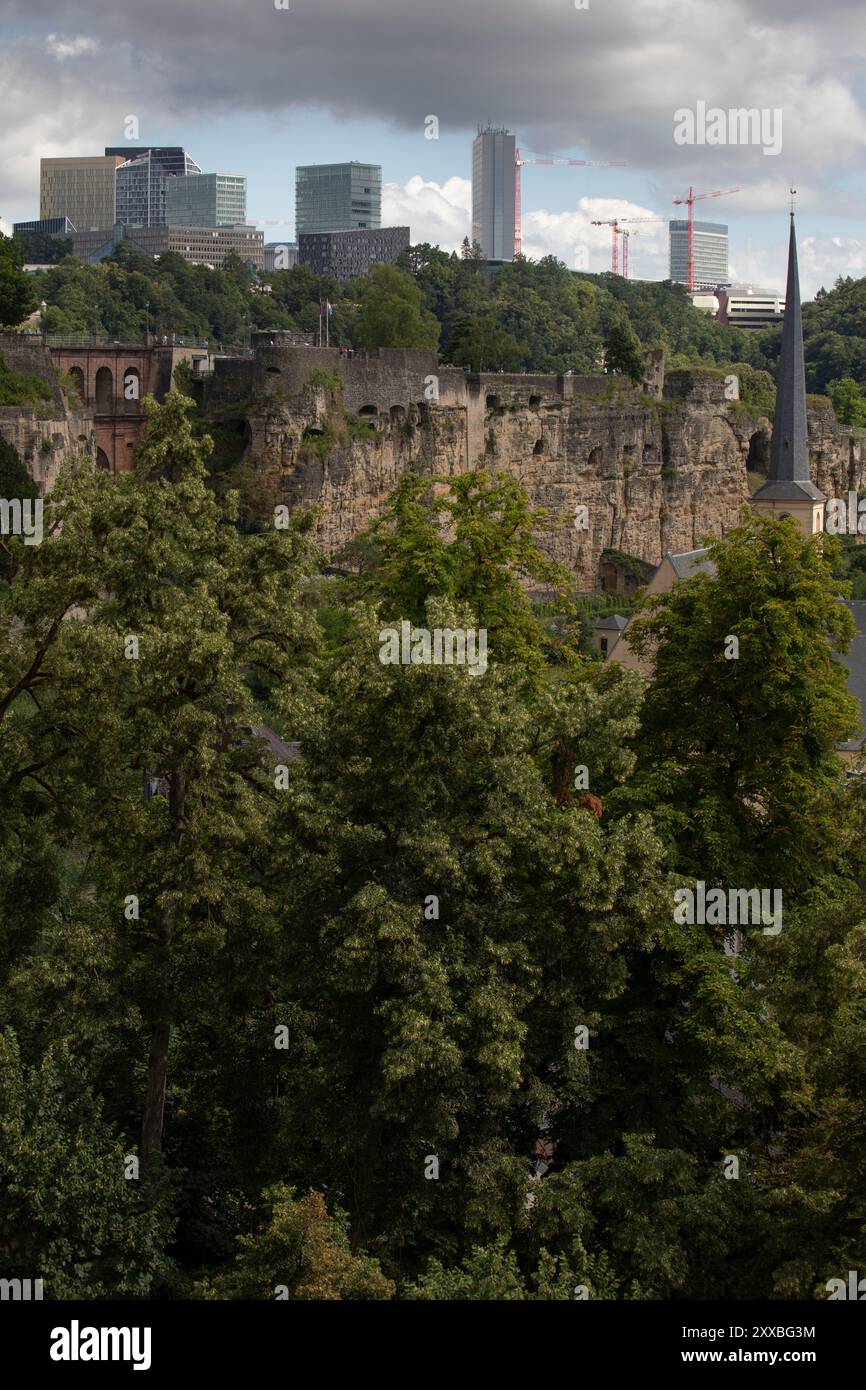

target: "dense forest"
[4,230,866,421]
[1,393,865,1300]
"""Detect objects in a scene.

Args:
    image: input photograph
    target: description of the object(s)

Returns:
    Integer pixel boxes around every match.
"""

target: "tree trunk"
[140,766,185,1169]
[141,1020,171,1165]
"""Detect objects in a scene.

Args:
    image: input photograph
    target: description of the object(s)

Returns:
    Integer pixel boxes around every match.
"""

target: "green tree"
[353,264,440,350]
[0,436,39,579]
[0,234,35,327]
[0,392,321,1183]
[620,512,860,889]
[266,597,669,1272]
[450,314,526,371]
[194,1186,394,1299]
[0,1030,173,1297]
[828,377,866,427]
[604,314,645,382]
[344,469,572,671]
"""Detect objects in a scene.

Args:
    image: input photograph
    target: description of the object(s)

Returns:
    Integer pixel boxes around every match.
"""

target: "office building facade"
[471,126,516,262]
[67,222,264,270]
[298,226,409,281]
[14,216,77,236]
[295,163,381,234]
[716,284,785,330]
[264,242,299,272]
[40,156,125,231]
[113,147,201,228]
[165,173,247,228]
[669,219,729,289]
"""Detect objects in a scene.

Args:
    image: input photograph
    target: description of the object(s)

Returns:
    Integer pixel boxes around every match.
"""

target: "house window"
[599,637,608,654]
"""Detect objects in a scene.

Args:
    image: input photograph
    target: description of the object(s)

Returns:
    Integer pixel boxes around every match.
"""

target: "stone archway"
[95,366,114,410]
[67,365,85,403]
[96,447,111,471]
[122,367,141,405]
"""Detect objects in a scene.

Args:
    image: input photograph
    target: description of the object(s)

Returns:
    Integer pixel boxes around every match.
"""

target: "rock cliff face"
[0,334,96,487]
[200,339,866,586]
[0,409,96,491]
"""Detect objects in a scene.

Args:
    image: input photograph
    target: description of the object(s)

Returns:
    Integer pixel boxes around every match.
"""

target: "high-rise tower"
[471,126,516,262]
[295,163,381,235]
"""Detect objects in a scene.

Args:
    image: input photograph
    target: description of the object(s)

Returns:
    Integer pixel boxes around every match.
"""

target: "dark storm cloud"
[2,0,865,195]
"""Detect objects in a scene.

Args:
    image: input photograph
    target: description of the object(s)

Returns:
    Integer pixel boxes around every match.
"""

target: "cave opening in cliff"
[747,429,771,475]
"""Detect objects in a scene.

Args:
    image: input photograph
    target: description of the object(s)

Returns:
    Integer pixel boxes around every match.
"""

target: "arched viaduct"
[47,342,206,472]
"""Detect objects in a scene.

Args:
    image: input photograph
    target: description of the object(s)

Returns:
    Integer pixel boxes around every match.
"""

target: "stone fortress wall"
[3,330,864,588]
[199,335,866,586]
[0,333,95,490]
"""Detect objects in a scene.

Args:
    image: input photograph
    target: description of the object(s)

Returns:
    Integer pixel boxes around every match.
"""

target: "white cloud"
[382,176,470,253]
[522,199,669,277]
[732,234,866,299]
[46,34,99,62]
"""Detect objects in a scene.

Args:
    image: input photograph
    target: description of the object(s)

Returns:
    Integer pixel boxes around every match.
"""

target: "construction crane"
[515,148,627,255]
[672,186,740,291]
[620,228,633,279]
[591,218,624,275]
[591,216,663,277]
[616,217,667,278]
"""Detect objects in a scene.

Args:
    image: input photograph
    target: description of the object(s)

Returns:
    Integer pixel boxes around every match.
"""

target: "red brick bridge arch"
[48,343,189,473]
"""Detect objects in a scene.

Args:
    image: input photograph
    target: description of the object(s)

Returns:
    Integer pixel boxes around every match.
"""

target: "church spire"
[769,210,810,484]
[750,208,824,512]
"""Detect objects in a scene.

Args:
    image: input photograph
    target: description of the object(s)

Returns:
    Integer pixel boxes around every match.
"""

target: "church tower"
[749,212,825,535]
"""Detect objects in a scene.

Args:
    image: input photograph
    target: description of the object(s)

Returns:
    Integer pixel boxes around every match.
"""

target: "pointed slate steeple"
[751,213,823,505]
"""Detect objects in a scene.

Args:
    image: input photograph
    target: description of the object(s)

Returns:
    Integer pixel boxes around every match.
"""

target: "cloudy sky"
[1,0,864,295]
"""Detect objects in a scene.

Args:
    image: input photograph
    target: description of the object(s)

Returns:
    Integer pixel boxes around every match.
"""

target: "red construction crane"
[620,228,633,279]
[616,218,666,278]
[591,218,623,275]
[515,147,627,255]
[672,186,740,291]
[591,215,666,278]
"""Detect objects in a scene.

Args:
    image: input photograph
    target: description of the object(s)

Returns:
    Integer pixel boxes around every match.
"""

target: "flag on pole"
[326,300,333,317]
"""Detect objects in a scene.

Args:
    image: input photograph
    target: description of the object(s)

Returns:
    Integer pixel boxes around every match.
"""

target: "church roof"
[749,478,825,503]
[667,548,714,580]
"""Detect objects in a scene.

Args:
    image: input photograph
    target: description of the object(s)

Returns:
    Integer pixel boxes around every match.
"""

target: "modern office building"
[298,226,410,281]
[715,283,785,331]
[14,216,77,236]
[471,126,516,263]
[295,163,381,235]
[164,173,247,228]
[263,242,299,272]
[113,147,202,228]
[66,221,264,270]
[669,219,728,289]
[40,156,125,231]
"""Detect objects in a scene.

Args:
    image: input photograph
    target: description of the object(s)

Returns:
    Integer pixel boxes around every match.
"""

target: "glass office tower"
[295,163,382,235]
[669,220,729,289]
[165,174,248,228]
[112,148,202,228]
